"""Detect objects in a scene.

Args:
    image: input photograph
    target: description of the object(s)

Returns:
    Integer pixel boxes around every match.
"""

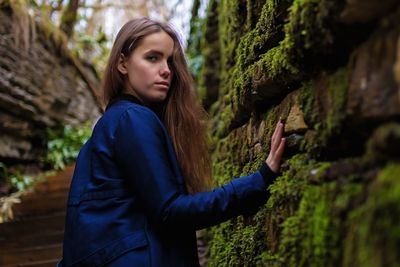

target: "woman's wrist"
[259,161,279,186]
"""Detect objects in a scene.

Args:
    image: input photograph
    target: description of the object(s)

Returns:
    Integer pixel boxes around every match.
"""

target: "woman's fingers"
[271,121,284,153]
[267,137,286,173]
[275,138,286,162]
[270,122,279,152]
[266,118,286,173]
[271,120,280,140]
[271,118,282,142]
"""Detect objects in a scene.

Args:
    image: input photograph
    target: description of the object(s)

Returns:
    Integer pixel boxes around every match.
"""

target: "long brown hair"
[101,17,211,194]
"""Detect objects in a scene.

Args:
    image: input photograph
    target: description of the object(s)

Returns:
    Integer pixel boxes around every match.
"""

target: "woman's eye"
[147,55,158,62]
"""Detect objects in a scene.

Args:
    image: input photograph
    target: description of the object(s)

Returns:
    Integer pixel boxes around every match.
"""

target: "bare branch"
[78,2,139,11]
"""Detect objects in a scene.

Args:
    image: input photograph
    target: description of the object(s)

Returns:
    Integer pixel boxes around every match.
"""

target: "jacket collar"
[106,94,165,121]
[106,94,143,111]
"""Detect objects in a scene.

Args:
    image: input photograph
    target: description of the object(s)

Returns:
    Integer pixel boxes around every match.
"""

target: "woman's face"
[118,31,174,104]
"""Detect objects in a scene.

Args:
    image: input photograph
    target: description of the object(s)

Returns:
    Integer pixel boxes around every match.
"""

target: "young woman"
[58,17,285,267]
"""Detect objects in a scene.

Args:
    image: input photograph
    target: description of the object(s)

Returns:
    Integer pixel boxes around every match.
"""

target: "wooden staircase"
[0,165,74,267]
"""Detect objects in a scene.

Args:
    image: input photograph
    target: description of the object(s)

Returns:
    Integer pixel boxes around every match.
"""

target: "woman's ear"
[117,54,128,74]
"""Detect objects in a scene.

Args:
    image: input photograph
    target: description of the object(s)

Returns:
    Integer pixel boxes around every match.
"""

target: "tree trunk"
[59,0,81,38]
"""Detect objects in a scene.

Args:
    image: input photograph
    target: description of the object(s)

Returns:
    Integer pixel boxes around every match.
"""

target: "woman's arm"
[114,106,283,230]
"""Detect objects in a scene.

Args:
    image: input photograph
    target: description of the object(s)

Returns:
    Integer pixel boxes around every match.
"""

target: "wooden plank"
[3,258,60,267]
[0,230,64,250]
[0,165,72,266]
[0,244,62,265]
[34,165,74,193]
[12,191,68,217]
[0,213,65,239]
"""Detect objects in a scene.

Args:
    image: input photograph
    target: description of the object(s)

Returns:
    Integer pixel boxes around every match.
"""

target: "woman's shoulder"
[111,102,168,145]
[105,100,163,135]
[92,100,161,139]
[105,99,158,122]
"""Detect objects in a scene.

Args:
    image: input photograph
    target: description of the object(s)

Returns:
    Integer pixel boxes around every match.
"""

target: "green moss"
[245,0,265,31]
[296,66,349,156]
[253,45,299,82]
[365,122,400,162]
[211,134,242,185]
[197,0,220,107]
[211,0,343,136]
[216,0,288,129]
[214,45,298,137]
[281,0,341,66]
[249,0,341,86]
[205,1,400,266]
[218,0,246,71]
[298,81,318,126]
[325,67,349,136]
[214,92,237,137]
[209,145,337,266]
[209,117,397,267]
[209,208,273,267]
[309,66,350,154]
[209,107,286,266]
[267,154,331,209]
[277,182,339,267]
[342,163,400,267]
[208,221,237,267]
[333,181,363,213]
[235,0,290,72]
[210,138,384,267]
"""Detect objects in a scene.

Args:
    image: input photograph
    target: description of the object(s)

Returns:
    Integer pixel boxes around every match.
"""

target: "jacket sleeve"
[114,106,276,230]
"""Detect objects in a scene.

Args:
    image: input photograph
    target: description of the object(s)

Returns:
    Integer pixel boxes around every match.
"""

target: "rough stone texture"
[284,103,308,134]
[191,0,400,266]
[340,0,399,23]
[346,11,400,121]
[0,6,101,164]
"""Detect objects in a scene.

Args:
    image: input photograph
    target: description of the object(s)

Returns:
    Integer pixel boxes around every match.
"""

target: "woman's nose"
[160,61,171,78]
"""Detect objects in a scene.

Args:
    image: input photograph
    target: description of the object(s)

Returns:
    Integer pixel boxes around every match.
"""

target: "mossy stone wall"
[191,0,400,266]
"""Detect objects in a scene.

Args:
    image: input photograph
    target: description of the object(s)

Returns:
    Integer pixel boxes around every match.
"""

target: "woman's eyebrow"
[145,49,172,57]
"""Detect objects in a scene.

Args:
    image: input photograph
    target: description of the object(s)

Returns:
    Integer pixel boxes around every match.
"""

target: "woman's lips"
[154,81,170,89]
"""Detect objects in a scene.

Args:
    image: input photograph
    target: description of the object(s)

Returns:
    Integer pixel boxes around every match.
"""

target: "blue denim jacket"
[58,95,276,267]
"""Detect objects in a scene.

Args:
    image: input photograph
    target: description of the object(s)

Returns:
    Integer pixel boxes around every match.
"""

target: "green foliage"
[5,0,109,76]
[9,173,34,192]
[0,162,33,192]
[71,26,110,74]
[46,123,91,170]
[187,54,204,79]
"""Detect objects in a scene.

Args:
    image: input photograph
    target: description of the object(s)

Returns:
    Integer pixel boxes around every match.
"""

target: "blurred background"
[1,0,400,266]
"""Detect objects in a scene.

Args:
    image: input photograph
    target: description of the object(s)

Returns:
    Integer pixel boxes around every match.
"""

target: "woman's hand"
[266,119,286,173]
